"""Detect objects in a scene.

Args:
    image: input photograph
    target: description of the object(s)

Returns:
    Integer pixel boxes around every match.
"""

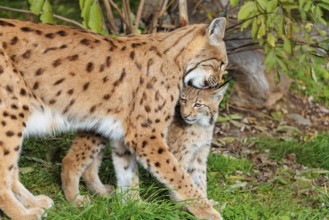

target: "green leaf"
[256,0,267,12]
[318,2,329,11]
[240,18,253,31]
[40,0,55,24]
[79,0,85,9]
[88,1,104,33]
[238,1,257,21]
[257,22,266,39]
[267,33,277,47]
[230,0,239,7]
[81,0,94,28]
[283,39,292,54]
[28,0,44,15]
[267,0,278,12]
[303,1,312,11]
[251,18,259,39]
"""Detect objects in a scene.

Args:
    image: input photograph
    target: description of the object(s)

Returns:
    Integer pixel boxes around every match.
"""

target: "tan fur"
[0,18,227,220]
[62,85,228,208]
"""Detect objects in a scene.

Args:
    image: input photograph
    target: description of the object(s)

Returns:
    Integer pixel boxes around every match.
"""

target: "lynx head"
[179,82,228,126]
[183,17,228,89]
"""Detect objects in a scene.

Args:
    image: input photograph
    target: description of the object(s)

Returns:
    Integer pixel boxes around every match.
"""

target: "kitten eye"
[180,98,186,104]
[194,103,202,108]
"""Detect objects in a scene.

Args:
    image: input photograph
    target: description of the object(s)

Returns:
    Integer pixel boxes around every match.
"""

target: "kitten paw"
[208,199,219,207]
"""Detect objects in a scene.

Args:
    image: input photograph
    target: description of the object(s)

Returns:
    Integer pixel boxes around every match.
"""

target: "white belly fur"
[24,107,124,140]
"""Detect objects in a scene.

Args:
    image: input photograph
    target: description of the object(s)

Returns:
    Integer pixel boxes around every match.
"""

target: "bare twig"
[103,0,118,33]
[159,0,169,17]
[108,0,130,28]
[149,0,163,33]
[122,0,133,33]
[135,0,145,32]
[178,0,189,26]
[0,5,84,28]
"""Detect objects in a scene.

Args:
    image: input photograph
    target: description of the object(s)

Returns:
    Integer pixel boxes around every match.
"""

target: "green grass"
[1,133,328,219]
[254,133,329,170]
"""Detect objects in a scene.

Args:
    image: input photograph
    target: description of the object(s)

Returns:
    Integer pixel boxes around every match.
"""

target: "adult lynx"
[0,17,227,219]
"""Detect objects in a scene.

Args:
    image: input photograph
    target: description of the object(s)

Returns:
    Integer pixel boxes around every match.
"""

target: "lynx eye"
[194,103,203,108]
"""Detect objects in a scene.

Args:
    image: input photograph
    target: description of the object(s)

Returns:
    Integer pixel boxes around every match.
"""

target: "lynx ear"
[207,17,226,45]
[211,83,228,102]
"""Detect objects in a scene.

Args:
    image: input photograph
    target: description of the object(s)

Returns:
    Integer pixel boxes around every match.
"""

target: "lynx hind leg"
[82,151,113,196]
[61,132,107,206]
[126,133,222,220]
[112,140,140,201]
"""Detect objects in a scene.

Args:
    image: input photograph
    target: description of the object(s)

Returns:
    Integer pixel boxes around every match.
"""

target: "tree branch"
[0,5,84,28]
[135,0,145,32]
[103,0,118,34]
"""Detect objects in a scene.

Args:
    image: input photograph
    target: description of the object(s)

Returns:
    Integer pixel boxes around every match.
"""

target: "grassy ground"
[1,132,327,220]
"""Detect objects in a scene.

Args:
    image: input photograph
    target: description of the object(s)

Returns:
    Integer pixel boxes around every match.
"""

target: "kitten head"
[179,83,228,126]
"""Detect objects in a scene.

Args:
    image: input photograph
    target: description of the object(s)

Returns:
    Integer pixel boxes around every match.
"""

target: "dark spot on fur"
[57,30,67,36]
[144,105,151,112]
[90,105,96,113]
[33,82,39,90]
[158,148,164,154]
[53,78,65,86]
[80,38,90,45]
[83,82,90,91]
[10,36,18,45]
[45,33,55,39]
[6,131,14,137]
[67,54,79,61]
[0,20,15,27]
[86,62,94,72]
[22,50,31,59]
[35,68,44,76]
[130,51,135,60]
[67,89,74,95]
[52,59,62,67]
[21,27,32,32]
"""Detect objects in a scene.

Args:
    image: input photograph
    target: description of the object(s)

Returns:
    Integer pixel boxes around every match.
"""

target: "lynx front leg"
[112,140,140,201]
[61,132,109,206]
[12,167,53,209]
[0,108,46,219]
[127,134,222,220]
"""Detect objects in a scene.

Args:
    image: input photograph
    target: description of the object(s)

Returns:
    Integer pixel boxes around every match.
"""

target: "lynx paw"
[17,207,45,220]
[188,203,223,220]
[33,195,54,209]
[97,184,114,195]
[74,195,90,207]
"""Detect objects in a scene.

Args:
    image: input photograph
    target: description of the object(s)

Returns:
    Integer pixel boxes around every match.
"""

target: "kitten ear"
[211,83,228,102]
[207,17,226,45]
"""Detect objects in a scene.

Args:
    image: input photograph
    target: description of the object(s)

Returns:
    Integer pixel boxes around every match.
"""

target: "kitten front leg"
[189,145,211,196]
[112,140,140,201]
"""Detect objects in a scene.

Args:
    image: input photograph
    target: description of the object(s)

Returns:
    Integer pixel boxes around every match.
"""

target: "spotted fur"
[62,84,228,208]
[0,17,227,220]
